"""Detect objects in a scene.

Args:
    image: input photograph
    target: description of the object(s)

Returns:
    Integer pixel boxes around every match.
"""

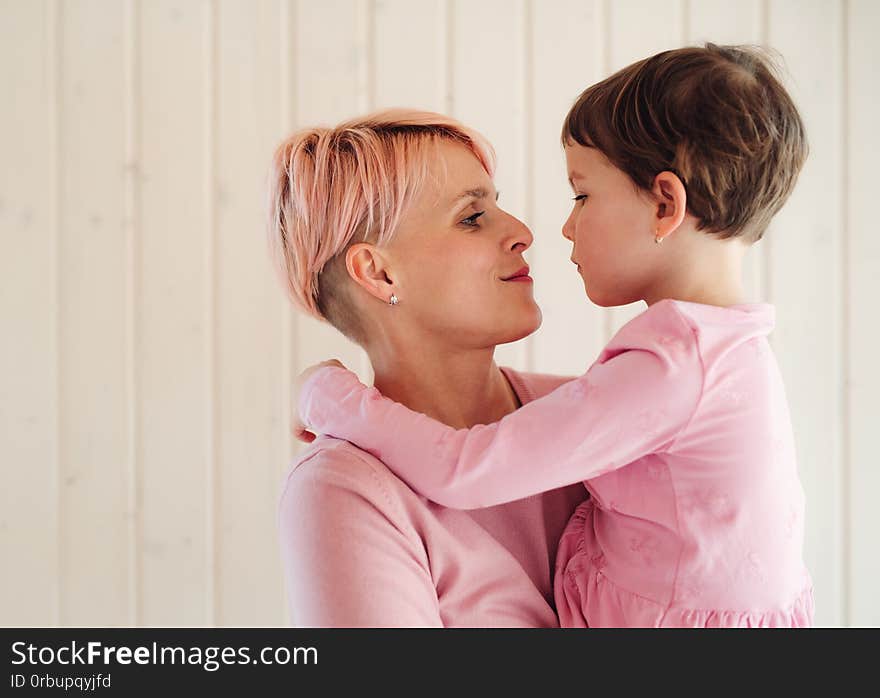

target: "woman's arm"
[298,311,702,509]
[278,449,443,627]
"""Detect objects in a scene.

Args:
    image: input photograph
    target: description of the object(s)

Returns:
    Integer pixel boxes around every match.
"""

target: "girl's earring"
[389,294,399,306]
[654,230,664,245]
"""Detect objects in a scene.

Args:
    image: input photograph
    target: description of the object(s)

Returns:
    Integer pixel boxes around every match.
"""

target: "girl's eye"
[572,194,588,203]
[460,211,485,227]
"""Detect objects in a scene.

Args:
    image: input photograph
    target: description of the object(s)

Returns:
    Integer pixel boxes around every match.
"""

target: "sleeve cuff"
[298,365,362,431]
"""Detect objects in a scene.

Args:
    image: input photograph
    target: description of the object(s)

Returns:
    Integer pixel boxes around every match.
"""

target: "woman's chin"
[497,306,542,345]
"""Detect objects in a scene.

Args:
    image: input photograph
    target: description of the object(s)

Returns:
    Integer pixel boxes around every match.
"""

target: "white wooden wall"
[1,0,877,627]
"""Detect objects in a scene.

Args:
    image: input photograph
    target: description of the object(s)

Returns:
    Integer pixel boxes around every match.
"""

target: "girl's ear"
[345,243,397,305]
[651,171,688,243]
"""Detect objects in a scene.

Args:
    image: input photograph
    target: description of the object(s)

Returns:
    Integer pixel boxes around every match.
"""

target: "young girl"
[294,44,814,627]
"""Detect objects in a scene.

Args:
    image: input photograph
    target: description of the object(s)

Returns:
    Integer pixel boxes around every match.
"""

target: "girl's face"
[563,142,661,307]
[387,141,541,349]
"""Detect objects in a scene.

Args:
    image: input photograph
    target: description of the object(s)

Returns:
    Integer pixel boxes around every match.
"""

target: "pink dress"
[300,299,814,627]
[278,369,586,627]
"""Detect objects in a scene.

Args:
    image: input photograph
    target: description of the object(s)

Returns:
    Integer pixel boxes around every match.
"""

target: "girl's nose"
[562,210,575,242]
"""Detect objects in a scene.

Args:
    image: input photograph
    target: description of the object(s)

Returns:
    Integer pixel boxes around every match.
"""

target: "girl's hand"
[291,359,346,443]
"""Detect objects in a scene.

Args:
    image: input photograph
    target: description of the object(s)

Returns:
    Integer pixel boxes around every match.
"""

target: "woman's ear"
[651,171,688,242]
[345,243,396,304]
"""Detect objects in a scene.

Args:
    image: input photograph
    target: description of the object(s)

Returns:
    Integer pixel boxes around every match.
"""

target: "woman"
[267,109,585,627]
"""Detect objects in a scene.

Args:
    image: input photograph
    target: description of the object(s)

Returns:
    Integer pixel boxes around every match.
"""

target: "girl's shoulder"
[500,302,705,400]
[612,299,696,343]
[605,298,775,357]
[598,300,700,366]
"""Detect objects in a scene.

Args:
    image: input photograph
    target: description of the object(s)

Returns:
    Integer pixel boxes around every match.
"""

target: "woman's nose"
[507,216,533,252]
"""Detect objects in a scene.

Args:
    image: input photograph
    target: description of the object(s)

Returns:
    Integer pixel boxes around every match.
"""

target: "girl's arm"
[299,313,702,509]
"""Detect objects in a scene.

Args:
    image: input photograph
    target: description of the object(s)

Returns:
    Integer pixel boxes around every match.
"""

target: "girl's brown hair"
[563,43,808,242]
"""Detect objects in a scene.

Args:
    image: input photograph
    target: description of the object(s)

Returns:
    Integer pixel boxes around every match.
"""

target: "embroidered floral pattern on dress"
[627,534,662,567]
[657,334,686,352]
[718,377,747,406]
[678,488,737,524]
[750,337,767,359]
[646,463,670,481]
[633,409,666,436]
[569,376,595,400]
[673,575,704,606]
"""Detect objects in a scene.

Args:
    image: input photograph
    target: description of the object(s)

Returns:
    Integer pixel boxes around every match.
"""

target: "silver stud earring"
[389,294,399,306]
[654,232,664,245]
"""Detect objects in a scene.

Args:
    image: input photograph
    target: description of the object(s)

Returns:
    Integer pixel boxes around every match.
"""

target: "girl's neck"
[643,278,747,308]
[367,343,520,430]
[643,233,749,308]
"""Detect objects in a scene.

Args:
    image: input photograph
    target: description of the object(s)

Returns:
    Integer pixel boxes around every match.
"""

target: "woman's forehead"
[436,143,494,198]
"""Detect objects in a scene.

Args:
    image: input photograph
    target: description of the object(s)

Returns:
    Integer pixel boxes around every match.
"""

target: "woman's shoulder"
[282,437,398,496]
[278,437,419,528]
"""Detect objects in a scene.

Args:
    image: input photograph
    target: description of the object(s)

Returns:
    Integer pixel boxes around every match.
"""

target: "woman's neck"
[366,344,520,430]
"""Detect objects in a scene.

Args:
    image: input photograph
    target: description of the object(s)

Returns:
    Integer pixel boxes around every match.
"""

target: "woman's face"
[386,141,541,349]
[562,142,659,307]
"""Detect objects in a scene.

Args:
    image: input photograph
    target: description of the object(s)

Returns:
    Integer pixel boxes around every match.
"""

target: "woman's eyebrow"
[451,187,498,205]
[568,171,584,188]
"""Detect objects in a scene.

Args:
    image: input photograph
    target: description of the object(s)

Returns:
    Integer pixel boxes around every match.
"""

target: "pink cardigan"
[278,368,587,627]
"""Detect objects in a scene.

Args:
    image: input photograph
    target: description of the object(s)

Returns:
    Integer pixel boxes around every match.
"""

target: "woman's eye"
[572,194,588,203]
[461,211,485,227]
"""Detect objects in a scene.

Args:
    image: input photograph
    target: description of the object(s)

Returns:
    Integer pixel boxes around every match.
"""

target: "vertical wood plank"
[846,0,880,627]
[215,0,287,626]
[450,0,530,370]
[122,0,139,628]
[137,0,212,626]
[0,0,60,625]
[373,0,445,111]
[277,0,295,626]
[686,0,762,43]
[766,0,845,627]
[57,0,132,625]
[530,0,607,374]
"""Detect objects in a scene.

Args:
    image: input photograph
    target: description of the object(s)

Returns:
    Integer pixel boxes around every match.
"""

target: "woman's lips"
[501,266,532,283]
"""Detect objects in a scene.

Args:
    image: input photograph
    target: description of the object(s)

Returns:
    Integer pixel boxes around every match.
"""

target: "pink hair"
[266,108,496,320]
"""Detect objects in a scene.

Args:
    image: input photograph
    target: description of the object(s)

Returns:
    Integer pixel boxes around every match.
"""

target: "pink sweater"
[278,368,587,627]
[300,299,814,627]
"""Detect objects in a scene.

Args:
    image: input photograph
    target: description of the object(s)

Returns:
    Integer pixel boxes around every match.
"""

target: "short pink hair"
[266,108,496,330]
